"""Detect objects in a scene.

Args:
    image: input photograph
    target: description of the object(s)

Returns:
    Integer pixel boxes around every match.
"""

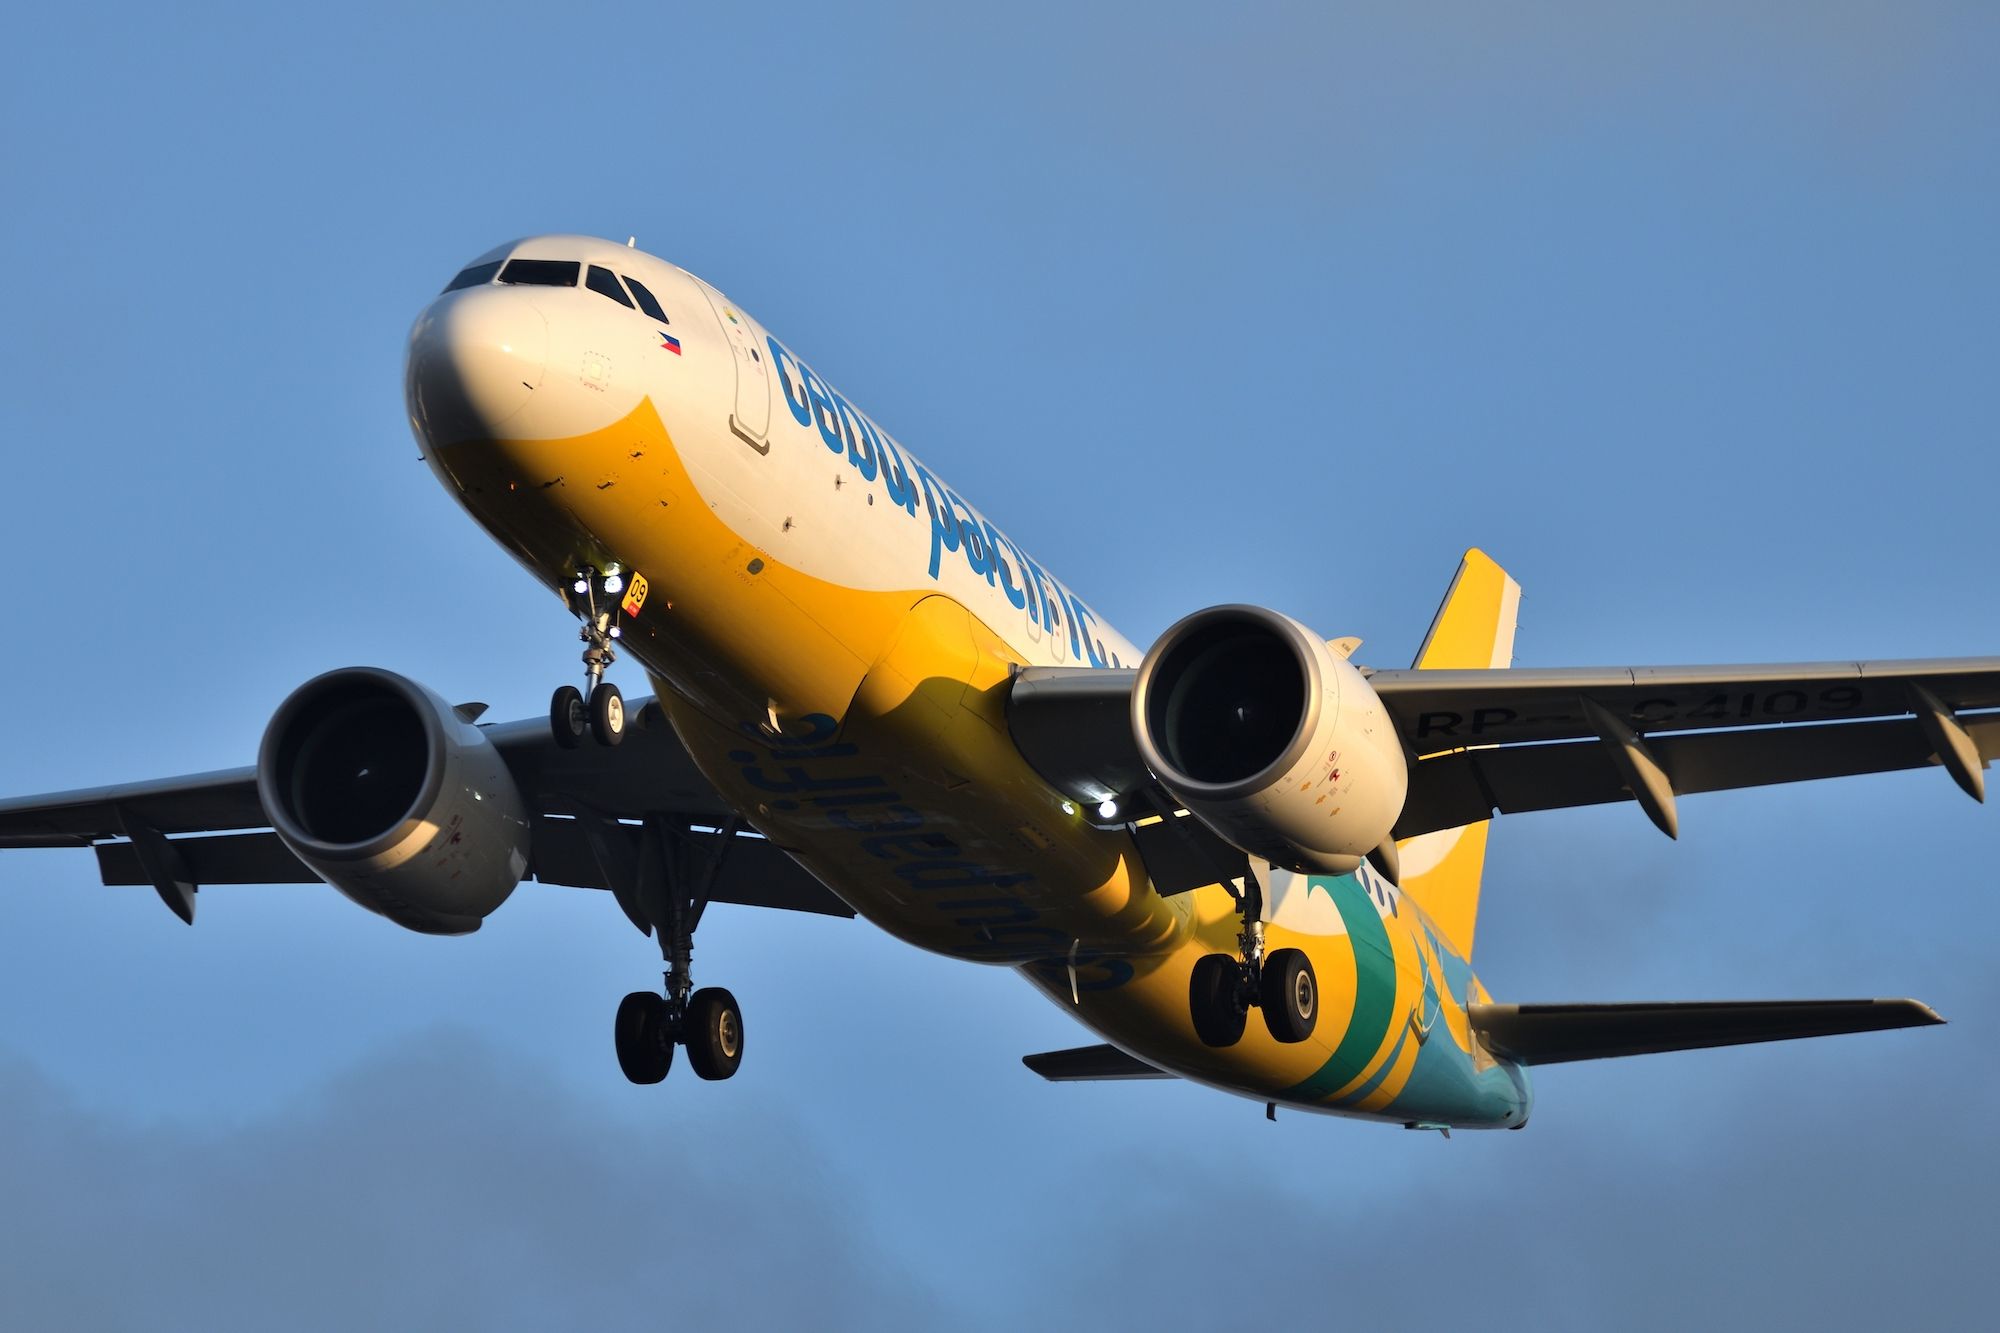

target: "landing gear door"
[698,284,771,452]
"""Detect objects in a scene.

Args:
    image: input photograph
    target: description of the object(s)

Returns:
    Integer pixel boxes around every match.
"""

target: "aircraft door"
[700,285,771,452]
[1045,588,1068,662]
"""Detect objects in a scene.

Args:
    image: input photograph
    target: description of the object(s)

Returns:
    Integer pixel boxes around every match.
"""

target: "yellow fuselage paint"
[430,395,1520,1125]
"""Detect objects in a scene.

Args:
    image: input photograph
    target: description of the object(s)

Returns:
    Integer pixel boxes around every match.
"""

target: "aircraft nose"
[405,286,550,446]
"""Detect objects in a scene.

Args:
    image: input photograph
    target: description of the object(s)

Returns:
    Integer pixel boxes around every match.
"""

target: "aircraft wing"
[0,698,853,921]
[1373,659,2000,838]
[1007,658,2000,843]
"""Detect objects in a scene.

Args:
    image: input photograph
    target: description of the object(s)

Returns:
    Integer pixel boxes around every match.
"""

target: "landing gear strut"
[550,566,631,750]
[1188,872,1318,1048]
[587,814,745,1085]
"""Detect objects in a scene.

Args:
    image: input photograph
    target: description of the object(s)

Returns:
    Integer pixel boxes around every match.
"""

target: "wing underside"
[0,699,851,921]
[1006,657,2000,846]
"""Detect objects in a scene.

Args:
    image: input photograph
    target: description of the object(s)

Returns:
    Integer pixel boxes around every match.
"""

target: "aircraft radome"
[3,236,1990,1129]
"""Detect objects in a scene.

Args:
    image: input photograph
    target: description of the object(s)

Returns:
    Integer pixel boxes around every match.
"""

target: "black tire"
[551,685,587,749]
[1189,953,1247,1048]
[683,986,744,1081]
[1260,947,1318,1043]
[615,990,672,1084]
[590,681,626,747]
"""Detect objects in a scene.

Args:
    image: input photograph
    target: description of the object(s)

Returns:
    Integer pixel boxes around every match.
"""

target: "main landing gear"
[599,815,746,1085]
[550,566,633,750]
[1188,874,1318,1048]
[614,986,743,1084]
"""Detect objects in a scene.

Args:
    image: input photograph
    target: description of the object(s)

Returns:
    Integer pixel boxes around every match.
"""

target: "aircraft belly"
[655,601,1184,964]
[428,388,1526,1123]
[1033,873,1531,1127]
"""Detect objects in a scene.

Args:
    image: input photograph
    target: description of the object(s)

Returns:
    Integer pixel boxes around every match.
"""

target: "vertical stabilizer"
[1395,549,1521,959]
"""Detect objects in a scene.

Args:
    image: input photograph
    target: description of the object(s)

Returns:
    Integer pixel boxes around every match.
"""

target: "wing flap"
[1127,810,1248,896]
[1469,998,1943,1065]
[95,831,317,885]
[1022,1044,1173,1081]
[1396,714,2000,839]
[1370,658,2000,750]
[529,816,854,918]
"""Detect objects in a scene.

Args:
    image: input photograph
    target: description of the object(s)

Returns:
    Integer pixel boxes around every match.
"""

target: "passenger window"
[623,275,672,324]
[442,260,502,293]
[498,259,581,287]
[586,265,634,308]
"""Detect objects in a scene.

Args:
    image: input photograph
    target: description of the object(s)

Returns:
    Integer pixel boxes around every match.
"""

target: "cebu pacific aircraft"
[3,236,1990,1129]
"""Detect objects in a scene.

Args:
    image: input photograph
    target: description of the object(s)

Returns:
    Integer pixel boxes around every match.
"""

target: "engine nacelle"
[257,667,531,935]
[1132,605,1408,875]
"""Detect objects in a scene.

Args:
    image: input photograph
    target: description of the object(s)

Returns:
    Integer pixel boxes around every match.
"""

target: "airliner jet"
[2,236,1991,1129]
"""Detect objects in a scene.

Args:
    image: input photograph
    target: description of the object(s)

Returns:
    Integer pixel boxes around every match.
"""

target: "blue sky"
[1,3,1995,1327]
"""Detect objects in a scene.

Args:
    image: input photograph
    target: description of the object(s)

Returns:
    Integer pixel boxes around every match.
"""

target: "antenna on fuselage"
[627,236,636,247]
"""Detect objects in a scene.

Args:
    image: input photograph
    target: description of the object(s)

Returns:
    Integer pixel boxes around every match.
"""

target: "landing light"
[609,626,622,639]
[1060,800,1076,816]
[572,578,589,594]
[1098,799,1119,820]
[604,574,624,594]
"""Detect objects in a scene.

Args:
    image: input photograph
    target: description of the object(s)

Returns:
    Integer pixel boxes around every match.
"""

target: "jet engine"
[1132,605,1408,875]
[257,667,531,935]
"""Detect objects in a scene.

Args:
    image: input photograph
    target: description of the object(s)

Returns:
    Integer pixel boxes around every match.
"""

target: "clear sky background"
[1,3,1995,1328]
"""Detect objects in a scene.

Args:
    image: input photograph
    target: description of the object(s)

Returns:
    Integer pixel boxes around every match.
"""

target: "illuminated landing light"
[572,578,590,594]
[1060,800,1077,816]
[1098,799,1119,820]
[604,574,624,594]
[609,626,622,639]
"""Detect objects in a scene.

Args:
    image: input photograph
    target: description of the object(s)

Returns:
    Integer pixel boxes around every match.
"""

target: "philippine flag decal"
[659,332,682,355]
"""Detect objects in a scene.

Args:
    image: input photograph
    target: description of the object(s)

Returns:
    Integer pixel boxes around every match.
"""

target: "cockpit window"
[442,260,502,293]
[586,265,634,308]
[623,275,672,325]
[498,259,581,287]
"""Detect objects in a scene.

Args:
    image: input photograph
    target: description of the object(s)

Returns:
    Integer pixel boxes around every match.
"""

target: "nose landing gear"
[550,566,639,750]
[1188,873,1319,1048]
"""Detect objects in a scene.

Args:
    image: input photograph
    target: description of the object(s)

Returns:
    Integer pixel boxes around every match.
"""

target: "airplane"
[1,234,1991,1130]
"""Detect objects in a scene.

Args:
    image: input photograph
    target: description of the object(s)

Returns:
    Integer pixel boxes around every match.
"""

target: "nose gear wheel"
[589,681,625,747]
[550,566,634,748]
[550,685,588,749]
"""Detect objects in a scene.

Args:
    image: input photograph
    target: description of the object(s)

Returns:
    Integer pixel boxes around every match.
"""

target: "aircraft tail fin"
[1395,549,1521,959]
[1468,998,1943,1065]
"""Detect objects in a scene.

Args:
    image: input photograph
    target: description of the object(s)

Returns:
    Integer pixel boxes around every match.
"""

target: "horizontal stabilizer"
[1469,998,1942,1066]
[1022,1044,1173,1082]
